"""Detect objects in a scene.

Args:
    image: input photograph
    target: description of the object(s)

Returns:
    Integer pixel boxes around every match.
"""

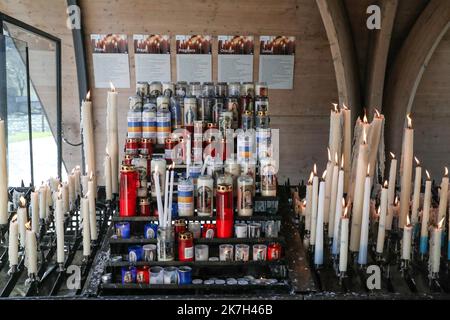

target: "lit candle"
[304,171,314,233]
[309,165,319,246]
[30,191,39,234]
[107,83,119,194]
[376,181,388,254]
[104,154,112,201]
[25,226,38,275]
[367,110,384,178]
[386,152,397,231]
[341,105,351,194]
[438,167,448,223]
[55,193,65,264]
[339,207,349,273]
[81,91,96,194]
[81,197,91,257]
[411,157,422,226]
[74,166,81,196]
[8,216,18,268]
[324,149,333,225]
[328,153,340,238]
[328,104,342,171]
[88,175,97,241]
[350,128,369,252]
[17,197,27,248]
[332,157,345,254]
[0,119,7,225]
[314,170,327,266]
[402,215,412,261]
[431,218,444,274]
[358,165,371,265]
[399,114,414,228]
[420,170,431,254]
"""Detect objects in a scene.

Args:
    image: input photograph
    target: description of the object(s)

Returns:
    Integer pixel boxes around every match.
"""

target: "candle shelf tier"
[112,214,281,222]
[107,260,286,268]
[109,236,285,245]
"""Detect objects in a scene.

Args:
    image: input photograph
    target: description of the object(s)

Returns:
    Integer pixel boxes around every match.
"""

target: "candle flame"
[362,128,367,144]
[363,111,368,124]
[169,163,175,170]
[19,196,26,208]
[25,221,31,231]
[110,81,116,92]
[438,217,445,229]
[414,156,420,166]
[445,167,448,177]
[85,90,91,101]
[332,103,338,112]
[343,206,349,218]
[426,170,430,180]
[340,155,344,169]
[342,197,346,207]
[390,152,395,159]
[383,180,388,188]
[342,104,348,110]
[407,114,412,129]
[75,165,80,171]
[308,171,314,184]
[374,109,381,118]
[313,164,317,176]
[322,170,327,180]
[367,164,370,176]
[302,200,307,207]
[394,196,399,205]
[89,171,94,180]
[334,152,338,164]
[406,214,411,227]
[11,214,17,223]
[327,147,331,162]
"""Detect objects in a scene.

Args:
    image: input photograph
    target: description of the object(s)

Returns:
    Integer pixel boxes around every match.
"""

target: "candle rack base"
[7,264,18,276]
[0,224,8,243]
[57,262,65,272]
[25,273,40,286]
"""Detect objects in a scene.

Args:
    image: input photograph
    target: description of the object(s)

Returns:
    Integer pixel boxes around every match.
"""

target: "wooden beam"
[316,0,362,121]
[383,0,450,157]
[365,0,398,116]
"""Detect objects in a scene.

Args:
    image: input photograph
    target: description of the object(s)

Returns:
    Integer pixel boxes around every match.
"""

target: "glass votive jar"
[252,244,267,261]
[163,266,179,284]
[219,244,234,262]
[143,244,157,262]
[195,244,209,261]
[235,244,250,262]
[248,223,261,238]
[149,266,164,284]
[157,226,175,261]
[234,223,248,238]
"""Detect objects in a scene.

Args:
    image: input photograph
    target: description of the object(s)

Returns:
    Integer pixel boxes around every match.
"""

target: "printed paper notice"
[176,35,212,83]
[91,34,130,88]
[258,36,295,89]
[134,34,171,83]
[218,35,254,83]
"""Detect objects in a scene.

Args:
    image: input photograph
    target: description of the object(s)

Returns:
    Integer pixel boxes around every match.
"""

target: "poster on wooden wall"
[258,36,295,89]
[176,35,212,83]
[91,34,130,88]
[133,34,171,83]
[217,35,254,83]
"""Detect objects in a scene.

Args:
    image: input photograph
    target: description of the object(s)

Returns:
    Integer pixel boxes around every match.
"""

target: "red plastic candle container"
[178,231,194,261]
[140,138,154,157]
[216,183,233,238]
[139,198,151,216]
[174,219,187,238]
[267,242,282,261]
[119,164,139,217]
[136,266,150,284]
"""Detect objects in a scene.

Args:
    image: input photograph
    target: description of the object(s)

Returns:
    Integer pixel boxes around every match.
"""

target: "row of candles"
[298,105,448,277]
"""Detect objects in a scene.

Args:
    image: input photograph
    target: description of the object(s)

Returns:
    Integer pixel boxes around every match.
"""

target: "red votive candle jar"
[267,242,282,261]
[174,219,187,238]
[178,231,194,261]
[202,223,216,238]
[136,266,150,284]
[119,164,139,217]
[123,154,134,166]
[139,198,151,216]
[216,183,233,238]
[140,138,154,157]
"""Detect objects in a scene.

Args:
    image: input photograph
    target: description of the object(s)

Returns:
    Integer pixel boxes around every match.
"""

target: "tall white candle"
[81,175,89,197]
[431,219,444,273]
[62,182,69,213]
[81,197,91,257]
[30,191,39,234]
[367,110,384,178]
[88,178,97,240]
[154,172,164,226]
[411,157,422,226]
[386,152,397,231]
[420,171,432,254]
[358,166,371,265]
[25,228,38,275]
[402,216,412,260]
[186,133,191,176]
[376,182,388,254]
[339,208,349,273]
[104,154,112,201]
[8,216,18,267]
[45,185,52,216]
[38,184,47,220]
[0,120,7,225]
[304,171,314,232]
[328,105,342,171]
[341,105,351,193]
[314,171,326,266]
[107,83,119,194]
[55,197,65,264]
[168,165,175,227]
[324,149,333,225]
[17,197,27,248]
[68,173,75,210]
[309,165,319,246]
[438,167,448,223]
[350,129,369,252]
[81,92,96,194]
[74,166,81,196]
[399,114,414,228]
[328,153,340,238]
[163,168,170,227]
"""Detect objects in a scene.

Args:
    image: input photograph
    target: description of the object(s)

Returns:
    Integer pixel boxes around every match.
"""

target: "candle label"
[197,185,213,215]
[238,183,253,212]
[178,179,194,216]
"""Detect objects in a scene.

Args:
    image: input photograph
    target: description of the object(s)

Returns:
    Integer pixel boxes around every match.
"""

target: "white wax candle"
[104,154,112,201]
[17,201,27,248]
[151,159,167,197]
[328,106,342,167]
[0,120,7,225]
[81,94,96,195]
[163,169,170,227]
[55,198,65,264]
[74,166,81,196]
[25,229,38,275]
[81,197,91,256]
[438,168,448,223]
[331,168,344,254]
[186,134,191,176]
[38,185,47,220]
[30,191,39,234]
[8,218,18,267]
[367,112,384,178]
[309,169,319,246]
[81,175,89,197]
[376,183,388,254]
[350,138,369,252]
[68,174,75,210]
[339,214,349,272]
[358,172,371,264]
[386,154,397,231]
[399,116,414,228]
[45,185,52,215]
[304,172,313,232]
[402,220,412,260]
[341,106,351,193]
[324,158,333,225]
[154,172,164,226]
[328,160,339,238]
[432,224,442,273]
[411,160,422,225]
[62,182,69,213]
[88,180,97,240]
[314,177,326,266]
[107,85,119,194]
